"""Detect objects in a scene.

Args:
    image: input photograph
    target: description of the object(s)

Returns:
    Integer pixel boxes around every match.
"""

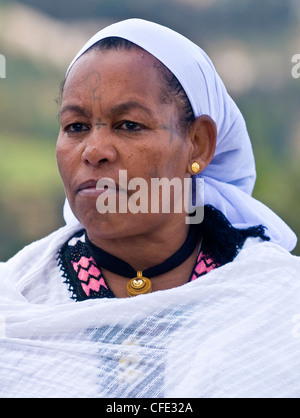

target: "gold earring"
[191,162,200,173]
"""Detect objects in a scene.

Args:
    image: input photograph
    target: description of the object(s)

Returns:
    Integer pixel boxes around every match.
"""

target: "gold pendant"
[127,271,152,297]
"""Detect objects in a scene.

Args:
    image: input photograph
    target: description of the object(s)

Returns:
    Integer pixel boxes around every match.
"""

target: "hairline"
[59,37,195,133]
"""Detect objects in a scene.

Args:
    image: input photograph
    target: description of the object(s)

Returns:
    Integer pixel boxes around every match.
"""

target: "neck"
[86,217,190,272]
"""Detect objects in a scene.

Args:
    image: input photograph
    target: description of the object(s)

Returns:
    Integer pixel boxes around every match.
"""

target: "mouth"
[77,179,97,192]
[76,178,119,196]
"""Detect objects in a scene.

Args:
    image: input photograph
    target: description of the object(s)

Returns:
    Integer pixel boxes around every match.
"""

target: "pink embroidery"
[72,256,93,272]
[81,277,108,297]
[78,268,90,283]
[88,263,101,277]
[191,252,218,281]
[71,256,108,296]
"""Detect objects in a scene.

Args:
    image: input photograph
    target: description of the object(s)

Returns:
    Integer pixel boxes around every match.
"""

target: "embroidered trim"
[189,251,218,281]
[57,230,115,301]
[57,230,219,302]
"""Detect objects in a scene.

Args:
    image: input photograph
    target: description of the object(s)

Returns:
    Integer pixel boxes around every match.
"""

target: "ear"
[187,115,217,175]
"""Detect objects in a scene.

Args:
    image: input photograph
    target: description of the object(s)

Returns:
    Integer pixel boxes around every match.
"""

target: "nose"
[81,129,117,167]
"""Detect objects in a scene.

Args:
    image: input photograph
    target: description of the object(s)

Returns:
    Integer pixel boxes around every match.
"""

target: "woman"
[0,19,299,398]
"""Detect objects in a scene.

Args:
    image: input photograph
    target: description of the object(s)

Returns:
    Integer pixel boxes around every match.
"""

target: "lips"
[77,179,98,193]
[76,178,120,196]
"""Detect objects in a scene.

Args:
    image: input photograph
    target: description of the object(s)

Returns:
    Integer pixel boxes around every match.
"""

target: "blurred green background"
[0,0,299,261]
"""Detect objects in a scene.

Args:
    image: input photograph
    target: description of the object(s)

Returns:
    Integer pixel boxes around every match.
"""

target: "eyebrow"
[59,105,92,120]
[108,101,155,118]
[59,100,155,121]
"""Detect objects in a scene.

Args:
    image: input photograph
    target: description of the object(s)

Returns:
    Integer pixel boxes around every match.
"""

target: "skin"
[56,47,217,297]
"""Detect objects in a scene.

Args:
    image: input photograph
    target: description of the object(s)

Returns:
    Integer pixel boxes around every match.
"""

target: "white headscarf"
[63,18,297,251]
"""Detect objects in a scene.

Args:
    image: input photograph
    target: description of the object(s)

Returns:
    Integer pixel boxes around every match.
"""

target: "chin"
[81,212,141,240]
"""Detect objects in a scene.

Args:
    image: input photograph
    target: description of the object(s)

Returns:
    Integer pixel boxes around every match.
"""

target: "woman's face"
[56,47,193,240]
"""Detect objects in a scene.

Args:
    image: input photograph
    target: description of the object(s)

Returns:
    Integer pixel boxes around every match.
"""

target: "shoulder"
[0,224,83,290]
[193,237,300,297]
[234,238,300,278]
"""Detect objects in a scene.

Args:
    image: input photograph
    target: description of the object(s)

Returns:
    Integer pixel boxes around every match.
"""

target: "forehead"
[62,48,166,103]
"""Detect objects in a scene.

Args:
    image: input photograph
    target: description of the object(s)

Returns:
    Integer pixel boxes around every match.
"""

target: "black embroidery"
[57,230,115,301]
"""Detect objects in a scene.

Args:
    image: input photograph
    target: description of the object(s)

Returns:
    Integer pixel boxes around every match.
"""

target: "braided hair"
[199,205,270,266]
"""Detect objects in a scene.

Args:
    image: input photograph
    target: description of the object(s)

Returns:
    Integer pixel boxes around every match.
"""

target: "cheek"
[56,140,68,180]
[127,145,161,180]
[144,142,189,180]
[56,137,78,186]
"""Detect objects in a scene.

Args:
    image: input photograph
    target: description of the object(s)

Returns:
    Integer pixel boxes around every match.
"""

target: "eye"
[64,123,90,134]
[117,121,144,132]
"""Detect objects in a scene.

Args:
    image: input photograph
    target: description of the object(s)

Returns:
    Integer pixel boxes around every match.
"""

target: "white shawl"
[0,223,300,398]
